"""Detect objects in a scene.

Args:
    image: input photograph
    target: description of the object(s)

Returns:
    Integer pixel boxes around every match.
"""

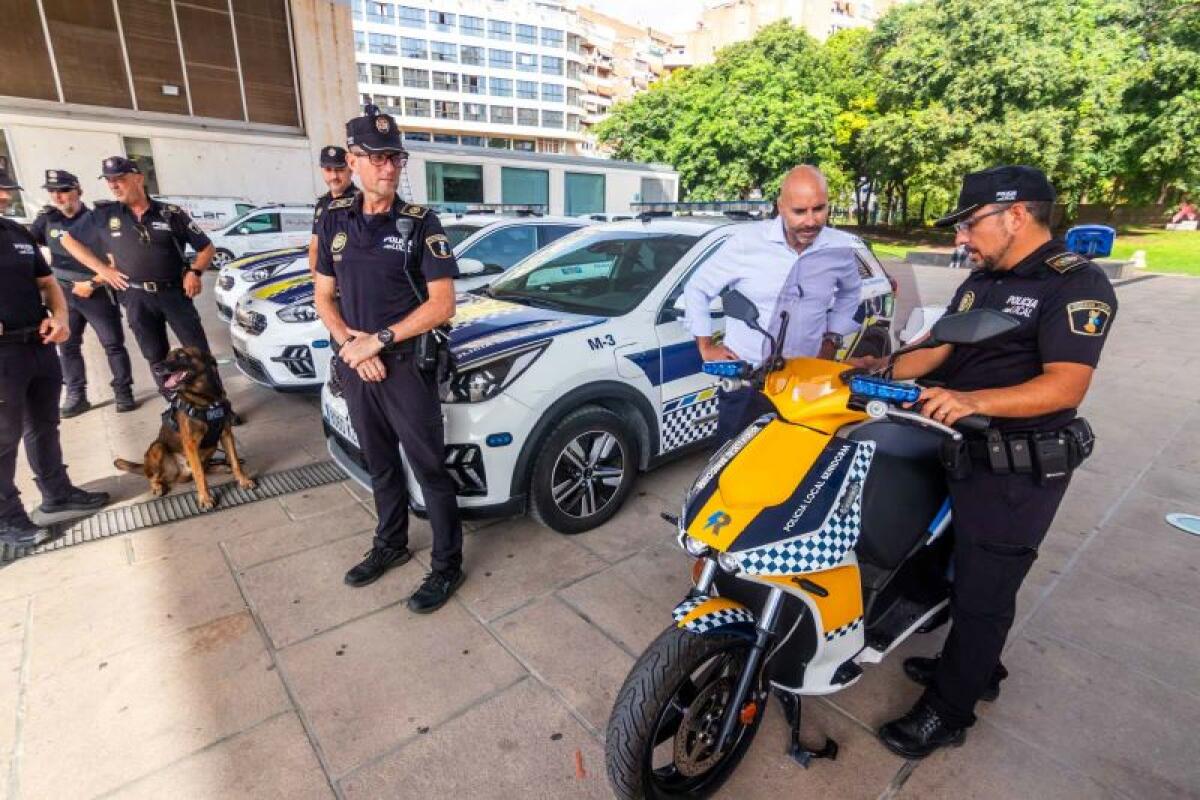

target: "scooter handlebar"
[954,414,992,433]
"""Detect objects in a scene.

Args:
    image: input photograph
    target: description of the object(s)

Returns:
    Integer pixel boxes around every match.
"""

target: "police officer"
[29,169,136,416]
[313,107,465,614]
[0,161,108,546]
[875,165,1118,757]
[60,157,220,396]
[308,145,359,276]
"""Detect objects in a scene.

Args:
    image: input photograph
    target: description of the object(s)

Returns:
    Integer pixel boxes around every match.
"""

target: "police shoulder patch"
[1066,300,1112,337]
[328,197,355,211]
[400,204,428,219]
[425,233,451,259]
[1046,252,1089,274]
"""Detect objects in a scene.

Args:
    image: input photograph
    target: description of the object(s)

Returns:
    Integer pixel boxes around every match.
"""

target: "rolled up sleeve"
[826,251,863,335]
[683,236,740,338]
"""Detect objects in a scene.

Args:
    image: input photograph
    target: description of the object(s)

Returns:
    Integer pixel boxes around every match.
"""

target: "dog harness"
[161,397,232,450]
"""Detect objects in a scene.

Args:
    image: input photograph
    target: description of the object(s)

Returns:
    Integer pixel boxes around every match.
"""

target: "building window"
[406,97,431,117]
[463,102,486,121]
[429,10,455,31]
[461,135,484,147]
[565,172,605,215]
[516,53,537,73]
[541,83,564,102]
[461,45,485,67]
[432,71,458,92]
[371,64,400,85]
[370,33,398,55]
[567,33,583,54]
[427,162,483,203]
[434,100,460,119]
[489,49,513,70]
[398,5,424,27]
[539,140,563,154]
[567,87,582,106]
[352,0,365,21]
[399,37,425,58]
[460,15,484,36]
[514,140,535,152]
[541,28,564,48]
[567,114,581,131]
[355,30,366,52]
[515,24,537,45]
[490,106,514,124]
[123,137,160,195]
[434,133,459,144]
[379,95,403,113]
[516,80,538,100]
[542,110,564,128]
[431,42,457,63]
[567,61,583,81]
[404,131,431,142]
[489,138,511,149]
[490,78,513,97]
[501,167,549,208]
[367,2,394,25]
[403,68,430,88]
[463,75,485,94]
[488,20,512,40]
[542,56,564,76]
[357,62,369,83]
[360,92,374,106]
[517,107,538,126]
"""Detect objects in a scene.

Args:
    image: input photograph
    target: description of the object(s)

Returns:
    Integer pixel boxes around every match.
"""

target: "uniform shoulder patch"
[328,197,356,211]
[1046,252,1090,274]
[425,233,451,259]
[399,203,428,219]
[1066,300,1112,337]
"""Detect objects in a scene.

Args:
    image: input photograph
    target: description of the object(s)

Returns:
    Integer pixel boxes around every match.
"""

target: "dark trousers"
[120,286,221,394]
[58,282,133,395]
[923,468,1070,727]
[339,355,463,573]
[0,343,73,522]
[714,385,776,447]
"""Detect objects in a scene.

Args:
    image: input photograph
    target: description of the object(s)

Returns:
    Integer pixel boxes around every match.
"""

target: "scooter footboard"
[672,596,756,637]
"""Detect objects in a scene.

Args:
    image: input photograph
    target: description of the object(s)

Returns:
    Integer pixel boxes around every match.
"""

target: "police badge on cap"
[99,156,141,179]
[936,165,1057,227]
[319,145,348,168]
[42,169,80,190]
[345,104,407,154]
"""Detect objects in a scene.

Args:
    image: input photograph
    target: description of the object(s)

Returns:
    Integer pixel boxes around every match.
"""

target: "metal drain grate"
[1,460,349,564]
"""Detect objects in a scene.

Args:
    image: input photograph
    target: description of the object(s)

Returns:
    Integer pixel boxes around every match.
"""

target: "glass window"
[429,10,455,31]
[541,27,564,47]
[433,133,459,144]
[444,222,485,247]
[432,71,458,91]
[513,139,535,152]
[123,137,160,195]
[371,64,400,85]
[564,172,604,215]
[641,176,673,202]
[490,106,514,124]
[460,224,538,272]
[516,53,537,72]
[567,114,581,132]
[431,41,457,63]
[434,100,460,119]
[461,45,485,66]
[516,24,537,44]
[367,2,394,24]
[488,137,511,149]
[406,97,431,117]
[463,75,485,94]
[460,15,484,36]
[357,62,369,83]
[541,56,564,76]
[397,5,424,27]
[352,0,365,21]
[399,37,425,58]
[517,108,538,126]
[403,68,429,88]
[426,162,483,204]
[541,83,563,102]
[567,33,583,54]
[542,110,563,128]
[539,140,563,154]
[501,167,549,209]
[488,20,512,40]
[355,30,366,52]
[370,33,398,55]
[461,135,484,147]
[539,224,581,246]
[567,87,582,106]
[567,61,583,81]
[377,95,403,113]
[516,80,538,100]
[489,78,513,97]
[463,102,486,121]
[404,131,431,142]
[233,212,280,235]
[489,49,513,69]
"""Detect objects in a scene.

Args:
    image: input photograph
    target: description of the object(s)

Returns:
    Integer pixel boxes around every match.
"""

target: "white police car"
[441,214,589,290]
[214,246,307,322]
[321,216,899,534]
[208,205,314,268]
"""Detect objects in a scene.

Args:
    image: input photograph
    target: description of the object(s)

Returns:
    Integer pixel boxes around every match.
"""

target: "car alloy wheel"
[550,429,626,519]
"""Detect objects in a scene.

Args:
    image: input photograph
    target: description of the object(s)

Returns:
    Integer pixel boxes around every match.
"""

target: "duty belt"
[0,324,43,344]
[960,418,1094,483]
[126,279,181,293]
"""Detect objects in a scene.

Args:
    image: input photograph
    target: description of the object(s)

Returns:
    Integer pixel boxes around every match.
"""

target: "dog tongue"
[163,371,186,390]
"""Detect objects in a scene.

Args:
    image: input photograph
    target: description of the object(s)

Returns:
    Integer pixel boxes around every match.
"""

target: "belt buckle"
[143,281,158,293]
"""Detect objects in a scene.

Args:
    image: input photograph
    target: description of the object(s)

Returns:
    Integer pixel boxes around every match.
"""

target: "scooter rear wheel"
[606,625,762,800]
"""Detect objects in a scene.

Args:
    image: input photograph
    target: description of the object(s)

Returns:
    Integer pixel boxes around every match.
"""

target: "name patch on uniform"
[1003,294,1039,318]
[958,291,975,312]
[1046,252,1088,273]
[1067,301,1111,336]
[11,242,34,256]
[330,232,348,253]
[426,234,451,259]
[151,221,170,231]
[400,204,427,219]
[382,235,413,253]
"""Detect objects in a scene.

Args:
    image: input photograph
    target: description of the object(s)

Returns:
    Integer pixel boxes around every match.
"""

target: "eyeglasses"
[352,151,408,168]
[954,205,1010,233]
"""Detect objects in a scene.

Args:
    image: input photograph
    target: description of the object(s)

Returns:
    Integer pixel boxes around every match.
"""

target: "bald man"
[683,165,864,444]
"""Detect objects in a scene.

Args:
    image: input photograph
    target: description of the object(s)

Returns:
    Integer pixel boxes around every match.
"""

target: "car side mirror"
[666,293,721,322]
[720,288,760,329]
[931,308,1021,346]
[237,226,250,235]
[458,258,487,276]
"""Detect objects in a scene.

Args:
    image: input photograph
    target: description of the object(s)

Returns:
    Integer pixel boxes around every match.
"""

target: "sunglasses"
[352,150,408,168]
[954,205,1010,233]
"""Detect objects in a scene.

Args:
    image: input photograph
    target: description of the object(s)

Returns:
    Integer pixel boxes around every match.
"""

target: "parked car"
[321,217,899,533]
[213,246,307,322]
[447,215,590,291]
[153,195,256,231]
[208,204,314,268]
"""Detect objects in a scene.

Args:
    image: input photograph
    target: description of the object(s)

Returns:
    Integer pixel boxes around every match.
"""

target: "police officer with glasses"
[308,145,359,276]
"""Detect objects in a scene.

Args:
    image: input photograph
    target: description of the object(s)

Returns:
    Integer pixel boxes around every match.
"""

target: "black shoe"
[38,487,110,514]
[407,569,466,614]
[344,546,411,587]
[0,516,46,547]
[115,389,137,413]
[60,394,91,418]
[878,701,967,759]
[903,655,1007,702]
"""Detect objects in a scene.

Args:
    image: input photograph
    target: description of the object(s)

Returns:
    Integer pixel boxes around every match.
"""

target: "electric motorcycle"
[604,291,1019,799]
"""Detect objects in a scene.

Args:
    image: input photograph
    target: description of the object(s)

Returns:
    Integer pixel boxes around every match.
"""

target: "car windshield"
[444,223,486,249]
[488,229,699,317]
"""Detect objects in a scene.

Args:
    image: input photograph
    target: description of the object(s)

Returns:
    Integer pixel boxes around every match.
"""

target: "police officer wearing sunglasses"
[313,106,465,613]
[875,165,1117,758]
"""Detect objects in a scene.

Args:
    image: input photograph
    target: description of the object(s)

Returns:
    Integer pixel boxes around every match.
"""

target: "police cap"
[99,155,141,179]
[345,105,407,154]
[936,165,1057,227]
[42,169,81,190]
[319,145,348,168]
[0,156,19,190]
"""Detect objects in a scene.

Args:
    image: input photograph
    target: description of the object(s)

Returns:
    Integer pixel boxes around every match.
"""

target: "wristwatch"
[375,328,395,347]
[822,332,844,348]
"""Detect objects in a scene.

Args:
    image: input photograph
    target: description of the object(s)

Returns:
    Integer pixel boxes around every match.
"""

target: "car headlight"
[277,301,318,323]
[441,341,548,404]
[246,264,280,283]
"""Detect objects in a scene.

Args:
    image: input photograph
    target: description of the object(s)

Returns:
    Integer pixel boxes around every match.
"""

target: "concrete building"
[0,0,359,221]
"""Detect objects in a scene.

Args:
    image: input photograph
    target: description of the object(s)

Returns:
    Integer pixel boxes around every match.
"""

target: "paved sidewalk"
[3,268,1198,799]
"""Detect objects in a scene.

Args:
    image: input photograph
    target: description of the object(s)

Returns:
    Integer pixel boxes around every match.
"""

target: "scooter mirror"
[931,308,1021,345]
[720,289,760,329]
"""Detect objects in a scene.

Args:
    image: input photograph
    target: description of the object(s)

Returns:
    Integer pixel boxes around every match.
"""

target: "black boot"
[60,392,91,418]
[903,655,1007,702]
[344,546,412,587]
[39,487,110,514]
[0,515,46,547]
[114,387,138,413]
[407,569,466,614]
[878,700,967,759]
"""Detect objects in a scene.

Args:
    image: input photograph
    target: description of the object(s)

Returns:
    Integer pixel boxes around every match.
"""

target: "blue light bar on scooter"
[702,361,749,378]
[849,375,921,404]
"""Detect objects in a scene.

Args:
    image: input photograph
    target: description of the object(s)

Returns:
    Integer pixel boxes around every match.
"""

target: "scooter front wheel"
[606,625,762,800]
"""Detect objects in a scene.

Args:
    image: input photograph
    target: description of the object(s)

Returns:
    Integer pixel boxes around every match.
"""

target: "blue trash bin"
[1065,225,1116,258]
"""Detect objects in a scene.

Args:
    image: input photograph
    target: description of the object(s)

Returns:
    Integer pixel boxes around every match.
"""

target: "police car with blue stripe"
[321,214,901,533]
[214,246,307,322]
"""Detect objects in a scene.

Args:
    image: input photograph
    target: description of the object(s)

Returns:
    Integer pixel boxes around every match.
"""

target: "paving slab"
[128,497,294,562]
[277,600,526,777]
[223,503,377,570]
[339,678,609,800]
[0,536,130,602]
[1076,523,1200,611]
[278,482,361,521]
[0,598,27,796]
[570,488,681,564]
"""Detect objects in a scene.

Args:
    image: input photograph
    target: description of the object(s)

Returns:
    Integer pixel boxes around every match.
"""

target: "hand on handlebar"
[912,386,985,427]
[699,341,738,362]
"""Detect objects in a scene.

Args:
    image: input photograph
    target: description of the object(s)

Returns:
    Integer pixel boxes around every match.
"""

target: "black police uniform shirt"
[72,199,212,282]
[315,195,459,334]
[938,238,1118,433]
[0,217,52,329]
[311,185,361,234]
[29,204,98,280]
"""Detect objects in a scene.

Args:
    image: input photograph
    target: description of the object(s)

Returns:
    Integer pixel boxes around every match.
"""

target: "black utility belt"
[945,418,1095,485]
[125,279,182,292]
[0,324,43,344]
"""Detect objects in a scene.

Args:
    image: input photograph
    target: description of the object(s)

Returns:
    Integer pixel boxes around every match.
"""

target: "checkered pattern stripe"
[672,597,707,623]
[662,396,719,452]
[735,441,876,576]
[824,616,863,642]
[671,596,756,634]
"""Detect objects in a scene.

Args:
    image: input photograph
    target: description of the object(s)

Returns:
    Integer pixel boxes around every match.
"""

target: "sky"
[585,0,706,33]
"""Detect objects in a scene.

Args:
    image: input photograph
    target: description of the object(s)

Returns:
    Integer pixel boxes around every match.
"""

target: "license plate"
[323,399,359,447]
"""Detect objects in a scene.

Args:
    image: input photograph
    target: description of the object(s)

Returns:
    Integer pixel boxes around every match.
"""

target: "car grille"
[234,349,272,384]
[216,300,233,320]
[234,306,267,336]
[271,345,316,379]
[445,445,486,496]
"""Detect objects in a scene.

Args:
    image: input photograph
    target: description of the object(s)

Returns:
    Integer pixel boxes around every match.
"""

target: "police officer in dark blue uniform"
[313,107,465,613]
[874,166,1118,757]
[29,169,136,416]
[0,160,108,546]
[60,156,220,395]
[307,145,359,276]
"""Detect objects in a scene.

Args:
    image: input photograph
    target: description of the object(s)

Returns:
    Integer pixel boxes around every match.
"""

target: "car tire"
[529,405,639,535]
[211,248,235,268]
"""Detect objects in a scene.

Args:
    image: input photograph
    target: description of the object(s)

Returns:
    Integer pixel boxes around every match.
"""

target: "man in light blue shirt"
[684,165,864,444]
